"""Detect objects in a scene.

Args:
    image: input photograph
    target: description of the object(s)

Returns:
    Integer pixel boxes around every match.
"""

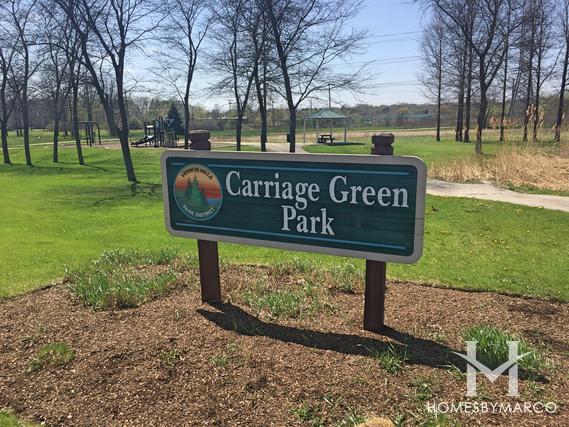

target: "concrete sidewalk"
[427,180,569,213]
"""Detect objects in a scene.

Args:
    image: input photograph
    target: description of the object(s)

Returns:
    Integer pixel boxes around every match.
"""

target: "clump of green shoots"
[29,342,75,372]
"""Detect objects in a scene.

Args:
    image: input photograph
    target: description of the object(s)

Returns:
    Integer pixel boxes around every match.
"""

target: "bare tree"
[430,0,521,153]
[1,0,42,166]
[420,12,445,141]
[530,0,556,143]
[0,19,18,164]
[448,28,468,142]
[421,14,446,141]
[520,0,536,142]
[55,0,162,182]
[257,0,366,153]
[160,0,211,149]
[211,0,264,151]
[555,0,569,142]
[251,14,273,151]
[67,40,85,164]
[50,5,86,165]
[39,6,72,162]
[498,22,511,142]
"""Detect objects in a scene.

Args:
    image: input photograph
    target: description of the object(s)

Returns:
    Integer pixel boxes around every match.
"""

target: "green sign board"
[161,151,426,263]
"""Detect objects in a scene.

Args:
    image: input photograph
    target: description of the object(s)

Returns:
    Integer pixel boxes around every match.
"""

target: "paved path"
[263,142,308,153]
[427,180,569,213]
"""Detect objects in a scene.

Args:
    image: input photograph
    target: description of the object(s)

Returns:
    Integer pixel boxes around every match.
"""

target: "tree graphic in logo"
[174,164,222,221]
[185,176,209,213]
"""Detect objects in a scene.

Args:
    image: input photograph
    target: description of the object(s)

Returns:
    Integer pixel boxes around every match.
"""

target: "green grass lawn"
[0,411,36,427]
[1,144,568,301]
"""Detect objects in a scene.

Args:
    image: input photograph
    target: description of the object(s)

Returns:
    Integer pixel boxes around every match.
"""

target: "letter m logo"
[452,341,529,397]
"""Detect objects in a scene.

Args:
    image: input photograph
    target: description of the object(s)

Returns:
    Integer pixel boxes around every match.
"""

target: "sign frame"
[161,150,427,264]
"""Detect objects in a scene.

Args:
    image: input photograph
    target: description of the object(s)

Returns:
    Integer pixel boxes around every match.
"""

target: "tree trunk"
[1,124,9,164]
[266,8,296,153]
[53,115,60,163]
[464,44,473,143]
[476,96,487,154]
[0,92,10,164]
[523,34,535,143]
[107,106,118,137]
[117,127,136,181]
[15,108,21,136]
[455,70,465,142]
[532,50,542,143]
[260,105,267,152]
[288,107,296,153]
[183,97,190,149]
[115,69,136,183]
[62,103,69,137]
[0,71,10,164]
[86,87,94,123]
[254,62,268,152]
[72,81,84,165]
[22,97,31,166]
[22,50,31,166]
[236,113,243,151]
[555,42,569,142]
[499,38,509,142]
[476,62,487,155]
[436,37,442,142]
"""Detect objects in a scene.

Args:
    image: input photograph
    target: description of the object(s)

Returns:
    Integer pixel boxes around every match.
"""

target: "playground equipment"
[80,121,102,146]
[131,116,178,148]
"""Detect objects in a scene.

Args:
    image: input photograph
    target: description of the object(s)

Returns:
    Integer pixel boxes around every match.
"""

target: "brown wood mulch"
[0,273,567,426]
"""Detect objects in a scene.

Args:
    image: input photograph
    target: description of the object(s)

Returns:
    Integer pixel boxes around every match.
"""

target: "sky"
[344,0,428,106]
[136,0,430,110]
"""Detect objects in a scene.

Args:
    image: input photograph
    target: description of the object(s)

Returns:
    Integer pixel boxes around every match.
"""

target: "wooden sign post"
[364,133,395,332]
[188,130,222,302]
[162,134,426,333]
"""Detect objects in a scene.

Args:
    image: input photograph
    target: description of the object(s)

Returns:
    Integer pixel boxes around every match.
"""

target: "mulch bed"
[0,270,567,426]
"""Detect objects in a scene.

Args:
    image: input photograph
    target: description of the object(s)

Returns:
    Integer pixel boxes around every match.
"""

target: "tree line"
[0,0,366,182]
[419,0,569,153]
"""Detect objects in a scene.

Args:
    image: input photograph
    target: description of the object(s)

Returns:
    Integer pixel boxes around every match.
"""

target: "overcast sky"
[134,0,429,109]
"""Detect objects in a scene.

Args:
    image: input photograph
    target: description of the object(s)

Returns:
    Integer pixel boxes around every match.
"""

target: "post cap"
[371,133,395,155]
[189,130,211,150]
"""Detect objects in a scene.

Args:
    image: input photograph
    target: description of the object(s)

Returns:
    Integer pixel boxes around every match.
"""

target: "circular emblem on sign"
[174,164,223,221]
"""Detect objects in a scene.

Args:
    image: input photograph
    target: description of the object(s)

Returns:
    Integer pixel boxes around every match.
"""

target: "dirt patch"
[0,268,567,426]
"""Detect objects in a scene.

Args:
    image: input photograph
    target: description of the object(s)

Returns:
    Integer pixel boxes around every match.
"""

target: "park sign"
[161,151,427,264]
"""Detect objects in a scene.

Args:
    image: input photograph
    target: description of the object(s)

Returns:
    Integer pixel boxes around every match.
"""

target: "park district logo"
[174,164,222,221]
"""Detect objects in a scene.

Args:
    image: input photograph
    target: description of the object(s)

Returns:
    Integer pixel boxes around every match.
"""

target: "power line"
[367,37,419,44]
[368,31,422,39]
[374,80,421,87]
[375,56,420,62]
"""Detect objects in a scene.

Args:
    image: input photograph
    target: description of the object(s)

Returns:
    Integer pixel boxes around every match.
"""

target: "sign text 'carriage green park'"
[162,152,426,264]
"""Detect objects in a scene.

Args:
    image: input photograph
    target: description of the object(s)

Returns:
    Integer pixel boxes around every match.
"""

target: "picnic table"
[317,134,335,144]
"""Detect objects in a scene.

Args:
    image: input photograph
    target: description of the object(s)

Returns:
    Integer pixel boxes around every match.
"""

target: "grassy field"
[1,143,568,301]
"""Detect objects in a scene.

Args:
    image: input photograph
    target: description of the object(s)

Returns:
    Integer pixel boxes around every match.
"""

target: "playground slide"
[131,135,157,147]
